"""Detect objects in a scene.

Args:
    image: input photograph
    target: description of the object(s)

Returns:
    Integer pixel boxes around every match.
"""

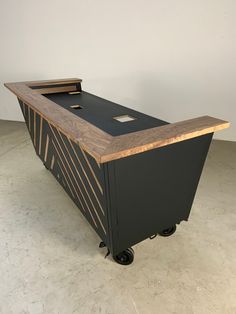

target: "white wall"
[0,0,235,140]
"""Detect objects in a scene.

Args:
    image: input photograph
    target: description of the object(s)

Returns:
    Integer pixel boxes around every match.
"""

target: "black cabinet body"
[19,98,212,256]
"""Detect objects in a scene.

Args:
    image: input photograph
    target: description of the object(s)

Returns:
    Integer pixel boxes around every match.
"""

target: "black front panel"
[18,100,109,244]
[45,91,168,136]
[18,99,52,165]
[108,134,213,254]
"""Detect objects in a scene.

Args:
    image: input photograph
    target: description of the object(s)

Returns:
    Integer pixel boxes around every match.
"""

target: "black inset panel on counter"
[45,91,169,136]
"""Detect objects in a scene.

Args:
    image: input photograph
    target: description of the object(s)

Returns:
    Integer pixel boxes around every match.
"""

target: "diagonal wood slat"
[52,136,94,220]
[49,125,106,233]
[68,139,105,215]
[79,145,103,195]
[50,126,106,234]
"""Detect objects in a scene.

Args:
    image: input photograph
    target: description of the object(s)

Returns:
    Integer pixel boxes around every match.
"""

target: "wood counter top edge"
[100,116,230,162]
[4,79,230,164]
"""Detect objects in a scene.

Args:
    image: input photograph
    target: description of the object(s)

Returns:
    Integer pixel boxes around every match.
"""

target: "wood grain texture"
[4,79,230,163]
[25,78,82,86]
[100,116,230,162]
[4,80,112,162]
[33,85,77,94]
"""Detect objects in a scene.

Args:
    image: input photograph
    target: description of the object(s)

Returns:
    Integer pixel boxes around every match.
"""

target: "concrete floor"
[0,120,235,314]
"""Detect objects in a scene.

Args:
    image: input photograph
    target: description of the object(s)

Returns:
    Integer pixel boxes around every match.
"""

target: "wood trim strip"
[50,126,106,232]
[57,160,76,200]
[68,138,105,215]
[64,144,106,232]
[56,134,106,232]
[33,111,36,147]
[95,160,101,168]
[79,145,103,195]
[56,155,88,216]
[39,116,43,155]
[51,138,79,201]
[50,155,55,170]
[54,144,87,214]
[49,125,106,232]
[44,135,49,162]
[4,79,230,163]
[28,106,31,132]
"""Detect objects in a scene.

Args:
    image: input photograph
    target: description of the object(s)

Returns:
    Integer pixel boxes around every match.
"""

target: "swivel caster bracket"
[99,241,110,258]
[99,242,134,265]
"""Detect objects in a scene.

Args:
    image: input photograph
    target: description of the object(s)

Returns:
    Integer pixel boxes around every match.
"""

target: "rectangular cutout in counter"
[113,115,136,122]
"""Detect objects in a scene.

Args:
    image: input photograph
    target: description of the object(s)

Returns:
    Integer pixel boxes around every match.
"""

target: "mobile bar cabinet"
[5,78,229,265]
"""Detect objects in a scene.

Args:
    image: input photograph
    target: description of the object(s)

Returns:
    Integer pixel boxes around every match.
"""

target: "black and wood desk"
[5,78,229,265]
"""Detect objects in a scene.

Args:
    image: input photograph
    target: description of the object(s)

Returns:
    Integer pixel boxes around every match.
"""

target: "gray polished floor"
[0,120,236,314]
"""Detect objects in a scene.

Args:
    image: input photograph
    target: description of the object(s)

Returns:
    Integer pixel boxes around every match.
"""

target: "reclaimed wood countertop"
[5,78,230,163]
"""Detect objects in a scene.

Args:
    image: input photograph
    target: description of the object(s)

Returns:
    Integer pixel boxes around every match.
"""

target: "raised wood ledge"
[4,79,230,163]
[24,78,82,86]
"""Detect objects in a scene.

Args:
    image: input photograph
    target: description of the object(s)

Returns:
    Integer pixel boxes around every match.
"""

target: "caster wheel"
[113,248,134,265]
[158,225,176,237]
[99,241,106,248]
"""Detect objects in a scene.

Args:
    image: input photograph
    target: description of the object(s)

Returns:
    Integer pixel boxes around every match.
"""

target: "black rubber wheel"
[99,241,106,248]
[158,225,177,237]
[113,248,134,265]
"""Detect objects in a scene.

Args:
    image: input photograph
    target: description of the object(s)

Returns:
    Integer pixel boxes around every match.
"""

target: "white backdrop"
[0,0,235,140]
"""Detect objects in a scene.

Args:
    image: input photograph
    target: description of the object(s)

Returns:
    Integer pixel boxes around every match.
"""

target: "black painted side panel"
[107,134,213,255]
